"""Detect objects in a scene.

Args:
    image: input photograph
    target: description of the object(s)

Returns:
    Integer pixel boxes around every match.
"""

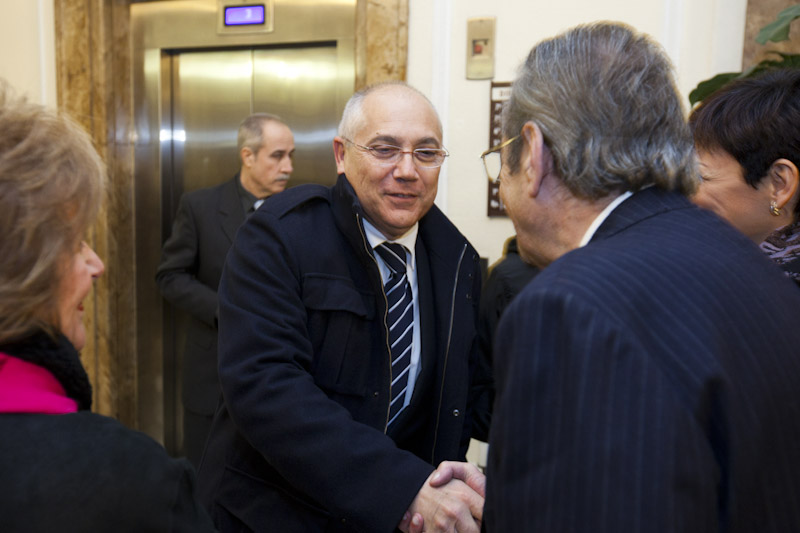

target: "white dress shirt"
[579,191,634,247]
[362,219,421,411]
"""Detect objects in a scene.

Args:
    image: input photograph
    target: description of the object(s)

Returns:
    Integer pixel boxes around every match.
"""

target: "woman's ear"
[768,158,800,212]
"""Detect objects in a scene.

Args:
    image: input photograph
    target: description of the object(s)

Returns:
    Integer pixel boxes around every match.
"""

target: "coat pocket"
[302,274,376,397]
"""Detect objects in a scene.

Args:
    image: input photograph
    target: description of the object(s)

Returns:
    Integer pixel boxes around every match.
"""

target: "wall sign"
[487,81,511,217]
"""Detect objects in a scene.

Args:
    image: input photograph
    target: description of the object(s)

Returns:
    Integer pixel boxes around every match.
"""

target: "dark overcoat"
[197,174,482,532]
[156,176,246,416]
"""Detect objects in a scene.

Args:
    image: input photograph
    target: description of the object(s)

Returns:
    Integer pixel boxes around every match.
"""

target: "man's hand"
[398,464,484,533]
[429,461,486,497]
[398,510,424,533]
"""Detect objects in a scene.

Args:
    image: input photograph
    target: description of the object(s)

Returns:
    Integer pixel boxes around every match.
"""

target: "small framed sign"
[488,82,511,217]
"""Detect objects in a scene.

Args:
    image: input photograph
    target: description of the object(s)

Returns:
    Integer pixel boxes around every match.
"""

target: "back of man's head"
[502,22,697,200]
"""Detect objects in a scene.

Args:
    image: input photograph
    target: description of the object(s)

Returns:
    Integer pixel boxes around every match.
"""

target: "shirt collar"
[578,190,634,247]
[236,173,260,213]
[362,218,418,270]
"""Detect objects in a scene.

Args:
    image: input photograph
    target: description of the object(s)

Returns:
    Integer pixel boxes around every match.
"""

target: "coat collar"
[219,174,247,244]
[591,187,695,243]
[330,173,469,273]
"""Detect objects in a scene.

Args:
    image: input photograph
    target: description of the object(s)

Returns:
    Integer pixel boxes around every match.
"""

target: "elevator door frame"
[132,0,356,451]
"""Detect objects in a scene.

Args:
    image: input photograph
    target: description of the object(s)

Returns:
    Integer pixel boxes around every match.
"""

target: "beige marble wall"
[54,0,137,425]
[54,0,407,431]
[743,0,800,68]
[356,0,409,89]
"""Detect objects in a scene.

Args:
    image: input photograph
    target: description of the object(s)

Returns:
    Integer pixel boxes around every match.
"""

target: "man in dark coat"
[197,82,485,533]
[156,113,294,467]
[471,235,538,442]
[481,22,800,532]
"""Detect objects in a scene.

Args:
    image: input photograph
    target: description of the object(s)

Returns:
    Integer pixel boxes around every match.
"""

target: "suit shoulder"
[70,412,181,458]
[260,183,331,218]
[0,411,186,473]
[420,204,479,259]
[181,177,237,205]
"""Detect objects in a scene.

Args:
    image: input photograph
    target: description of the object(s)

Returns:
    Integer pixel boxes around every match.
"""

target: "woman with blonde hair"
[0,84,215,532]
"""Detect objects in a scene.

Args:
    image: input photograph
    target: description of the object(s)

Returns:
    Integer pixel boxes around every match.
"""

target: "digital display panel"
[224,5,266,26]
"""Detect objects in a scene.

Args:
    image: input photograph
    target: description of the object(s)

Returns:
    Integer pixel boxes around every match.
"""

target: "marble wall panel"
[357,0,408,89]
[54,0,136,426]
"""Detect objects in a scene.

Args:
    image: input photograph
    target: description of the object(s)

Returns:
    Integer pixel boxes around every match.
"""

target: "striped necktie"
[375,242,413,427]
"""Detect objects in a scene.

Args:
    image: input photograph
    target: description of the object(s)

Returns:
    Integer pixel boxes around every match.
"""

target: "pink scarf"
[0,353,79,414]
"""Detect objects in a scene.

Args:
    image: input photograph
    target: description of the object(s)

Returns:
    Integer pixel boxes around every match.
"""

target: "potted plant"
[689,4,800,105]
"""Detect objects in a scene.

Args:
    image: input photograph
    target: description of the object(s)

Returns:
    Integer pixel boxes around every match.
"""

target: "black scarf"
[0,330,93,411]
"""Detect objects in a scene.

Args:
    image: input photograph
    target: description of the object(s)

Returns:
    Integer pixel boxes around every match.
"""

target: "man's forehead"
[364,134,441,148]
[262,121,291,137]
[359,88,442,142]
[261,122,293,146]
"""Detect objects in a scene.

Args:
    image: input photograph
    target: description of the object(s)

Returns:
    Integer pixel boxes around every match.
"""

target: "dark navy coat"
[198,175,482,532]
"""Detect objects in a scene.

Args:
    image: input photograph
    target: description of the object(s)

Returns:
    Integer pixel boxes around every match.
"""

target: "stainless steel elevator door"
[173,45,340,196]
[132,0,355,454]
[253,46,340,187]
[172,49,252,193]
[164,45,341,455]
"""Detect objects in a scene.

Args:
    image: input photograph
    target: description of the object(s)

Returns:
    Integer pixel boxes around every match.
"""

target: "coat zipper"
[430,243,468,463]
[356,212,471,446]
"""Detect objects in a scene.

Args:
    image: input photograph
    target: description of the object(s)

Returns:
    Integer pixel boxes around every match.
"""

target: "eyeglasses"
[343,138,449,169]
[480,135,520,183]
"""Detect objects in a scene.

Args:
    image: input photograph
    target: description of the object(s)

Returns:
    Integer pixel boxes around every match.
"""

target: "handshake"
[399,461,486,533]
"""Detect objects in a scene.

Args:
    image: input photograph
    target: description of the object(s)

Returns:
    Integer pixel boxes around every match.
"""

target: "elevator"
[132,0,356,453]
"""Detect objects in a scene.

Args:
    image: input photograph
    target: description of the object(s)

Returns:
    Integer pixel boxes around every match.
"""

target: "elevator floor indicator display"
[224,5,265,26]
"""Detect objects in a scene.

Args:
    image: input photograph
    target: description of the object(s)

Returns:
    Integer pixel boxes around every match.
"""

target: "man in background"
[471,235,538,442]
[156,113,294,467]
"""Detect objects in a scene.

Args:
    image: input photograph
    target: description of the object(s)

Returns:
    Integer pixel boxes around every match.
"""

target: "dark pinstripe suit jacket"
[485,188,800,532]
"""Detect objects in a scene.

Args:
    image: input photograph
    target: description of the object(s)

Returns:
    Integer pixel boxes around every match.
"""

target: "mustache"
[275,174,291,181]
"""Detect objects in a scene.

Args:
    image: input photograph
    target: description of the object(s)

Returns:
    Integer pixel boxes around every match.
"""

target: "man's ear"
[333,137,347,174]
[241,146,254,168]
[768,158,800,212]
[520,121,548,198]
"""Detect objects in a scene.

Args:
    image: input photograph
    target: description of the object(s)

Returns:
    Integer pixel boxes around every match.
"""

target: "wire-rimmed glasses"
[480,135,520,183]
[343,138,449,169]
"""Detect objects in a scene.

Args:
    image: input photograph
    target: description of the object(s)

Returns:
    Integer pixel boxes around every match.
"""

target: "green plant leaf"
[689,4,800,105]
[756,4,800,44]
[688,72,742,106]
[761,51,800,67]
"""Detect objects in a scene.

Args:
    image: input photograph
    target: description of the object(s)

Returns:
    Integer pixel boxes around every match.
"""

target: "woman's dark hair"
[689,68,800,215]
